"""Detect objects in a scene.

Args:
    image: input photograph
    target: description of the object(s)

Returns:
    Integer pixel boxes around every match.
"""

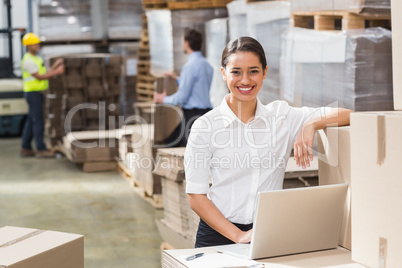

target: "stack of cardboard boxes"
[62,130,119,172]
[115,77,182,205]
[154,148,200,246]
[45,54,123,147]
[316,2,402,265]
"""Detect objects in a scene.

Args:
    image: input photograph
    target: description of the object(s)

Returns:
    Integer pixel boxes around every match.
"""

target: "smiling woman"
[220,37,268,123]
[184,36,352,248]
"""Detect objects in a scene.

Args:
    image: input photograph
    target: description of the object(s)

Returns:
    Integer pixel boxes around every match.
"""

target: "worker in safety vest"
[20,33,64,158]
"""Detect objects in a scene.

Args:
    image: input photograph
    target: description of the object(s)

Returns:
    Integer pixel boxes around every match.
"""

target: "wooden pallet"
[137,95,154,102]
[291,11,391,31]
[143,2,168,9]
[247,0,285,2]
[118,161,164,209]
[138,75,155,83]
[167,0,231,10]
[142,0,168,9]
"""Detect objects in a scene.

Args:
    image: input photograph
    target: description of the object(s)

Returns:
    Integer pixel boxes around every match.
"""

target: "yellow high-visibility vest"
[21,53,48,92]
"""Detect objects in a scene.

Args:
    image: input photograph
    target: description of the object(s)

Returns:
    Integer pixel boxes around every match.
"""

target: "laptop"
[215,184,348,260]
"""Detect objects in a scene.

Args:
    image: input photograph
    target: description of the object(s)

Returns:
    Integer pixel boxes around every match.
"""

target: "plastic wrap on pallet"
[38,0,93,41]
[246,1,290,104]
[290,0,390,14]
[109,43,140,118]
[146,8,228,77]
[108,0,142,39]
[205,18,229,108]
[280,27,393,111]
[41,45,95,65]
[227,0,248,40]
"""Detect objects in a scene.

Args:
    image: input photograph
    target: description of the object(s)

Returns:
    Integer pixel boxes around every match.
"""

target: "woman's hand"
[294,122,316,169]
[236,229,253,244]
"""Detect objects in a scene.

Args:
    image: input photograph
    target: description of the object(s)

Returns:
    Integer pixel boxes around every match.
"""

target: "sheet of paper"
[178,252,261,268]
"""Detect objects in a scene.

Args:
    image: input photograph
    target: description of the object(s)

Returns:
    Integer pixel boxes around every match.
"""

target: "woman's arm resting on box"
[294,108,353,169]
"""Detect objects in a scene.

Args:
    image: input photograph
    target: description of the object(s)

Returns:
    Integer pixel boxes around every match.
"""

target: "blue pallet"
[0,115,26,136]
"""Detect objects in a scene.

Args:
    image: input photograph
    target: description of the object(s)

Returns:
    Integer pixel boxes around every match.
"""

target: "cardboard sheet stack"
[246,1,290,104]
[45,54,123,147]
[280,27,393,111]
[62,130,119,172]
[154,148,200,246]
[130,124,162,196]
[146,8,228,77]
[108,0,143,39]
[317,127,352,250]
[205,18,229,107]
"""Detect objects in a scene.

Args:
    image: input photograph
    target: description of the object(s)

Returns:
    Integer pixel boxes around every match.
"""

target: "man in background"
[20,33,64,158]
[154,29,213,147]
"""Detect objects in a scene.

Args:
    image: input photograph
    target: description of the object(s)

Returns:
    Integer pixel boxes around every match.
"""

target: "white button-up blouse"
[185,96,332,224]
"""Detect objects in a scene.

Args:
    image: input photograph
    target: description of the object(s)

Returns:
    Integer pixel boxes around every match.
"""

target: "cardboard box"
[65,75,84,89]
[154,77,182,143]
[66,88,85,102]
[350,112,402,267]
[0,226,84,268]
[154,148,186,182]
[156,219,194,250]
[63,130,119,163]
[317,127,351,250]
[131,124,162,195]
[87,78,105,99]
[63,57,83,68]
[107,86,121,97]
[83,161,117,172]
[392,0,402,109]
[84,64,103,78]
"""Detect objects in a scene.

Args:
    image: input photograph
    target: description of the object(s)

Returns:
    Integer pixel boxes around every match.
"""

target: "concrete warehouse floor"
[0,137,164,268]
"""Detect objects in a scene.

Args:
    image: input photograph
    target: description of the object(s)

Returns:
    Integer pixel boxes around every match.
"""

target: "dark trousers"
[21,91,46,151]
[195,218,253,248]
[165,108,211,147]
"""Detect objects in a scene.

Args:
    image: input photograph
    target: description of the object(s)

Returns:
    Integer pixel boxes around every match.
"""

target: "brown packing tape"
[0,229,44,248]
[377,114,386,165]
[379,237,387,268]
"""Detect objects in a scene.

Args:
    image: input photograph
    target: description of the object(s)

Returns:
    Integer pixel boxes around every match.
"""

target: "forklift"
[0,0,28,136]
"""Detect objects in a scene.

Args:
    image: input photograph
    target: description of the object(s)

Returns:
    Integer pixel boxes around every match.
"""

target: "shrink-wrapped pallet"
[205,18,229,107]
[246,1,290,104]
[146,8,228,77]
[280,27,393,111]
